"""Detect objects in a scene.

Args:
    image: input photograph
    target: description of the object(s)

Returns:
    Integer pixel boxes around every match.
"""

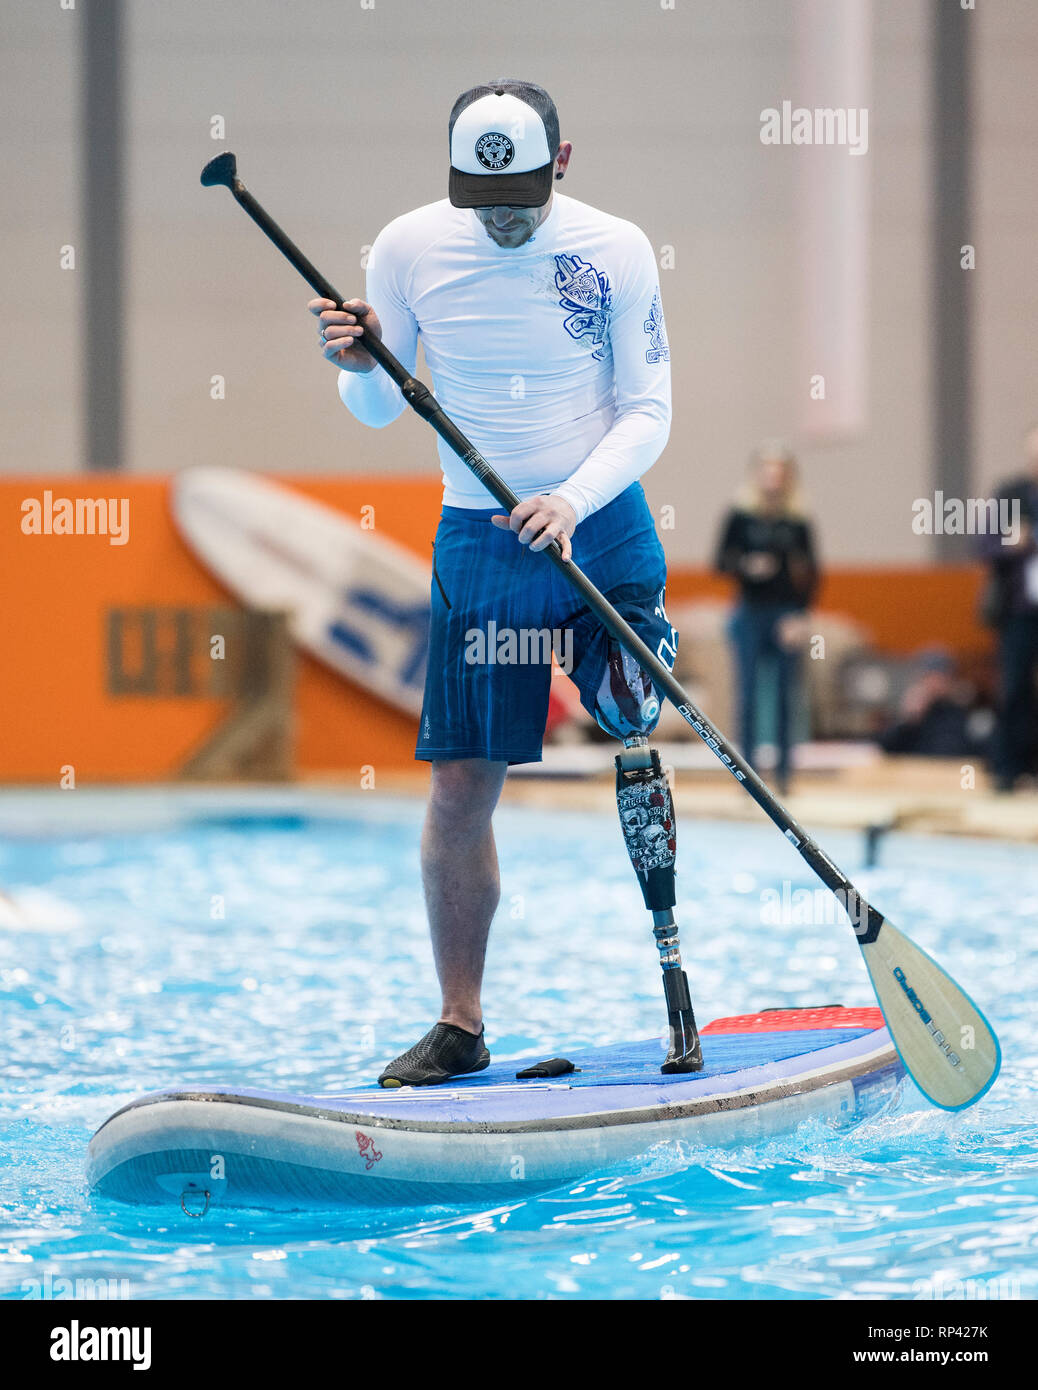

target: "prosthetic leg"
[591,638,703,1074]
[616,738,703,1072]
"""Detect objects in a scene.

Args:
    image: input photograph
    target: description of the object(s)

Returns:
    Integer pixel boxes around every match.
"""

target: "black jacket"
[715,508,819,607]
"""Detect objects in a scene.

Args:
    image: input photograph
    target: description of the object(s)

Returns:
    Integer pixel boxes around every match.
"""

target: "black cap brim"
[448,162,553,209]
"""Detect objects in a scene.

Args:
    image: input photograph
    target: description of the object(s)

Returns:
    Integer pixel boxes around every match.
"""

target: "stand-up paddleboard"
[88,1007,904,1210]
[171,467,433,714]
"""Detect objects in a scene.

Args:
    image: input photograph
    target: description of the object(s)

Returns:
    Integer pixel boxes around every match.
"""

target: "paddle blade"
[201,151,238,188]
[860,918,1000,1110]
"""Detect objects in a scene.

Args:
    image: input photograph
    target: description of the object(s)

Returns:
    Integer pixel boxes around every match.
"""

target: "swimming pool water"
[1,790,1035,1300]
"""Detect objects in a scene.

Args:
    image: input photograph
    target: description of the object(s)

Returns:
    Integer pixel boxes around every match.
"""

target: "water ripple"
[0,796,1035,1300]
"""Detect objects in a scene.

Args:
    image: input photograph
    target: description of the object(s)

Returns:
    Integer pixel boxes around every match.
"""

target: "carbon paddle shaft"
[220,167,883,946]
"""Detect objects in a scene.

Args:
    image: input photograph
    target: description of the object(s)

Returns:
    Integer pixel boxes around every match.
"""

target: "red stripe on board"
[702,1007,885,1035]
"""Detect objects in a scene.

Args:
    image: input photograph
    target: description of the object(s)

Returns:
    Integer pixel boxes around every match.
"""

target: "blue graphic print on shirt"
[643,289,669,364]
[554,253,612,360]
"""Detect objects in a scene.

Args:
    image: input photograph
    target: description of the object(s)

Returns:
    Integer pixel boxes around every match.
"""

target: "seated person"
[878,647,992,758]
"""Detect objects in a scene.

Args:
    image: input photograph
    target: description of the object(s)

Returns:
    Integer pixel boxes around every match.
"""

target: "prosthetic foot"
[616,738,703,1073]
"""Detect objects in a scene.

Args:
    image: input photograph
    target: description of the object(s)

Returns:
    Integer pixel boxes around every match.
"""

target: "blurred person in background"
[878,646,993,759]
[977,423,1038,792]
[715,443,818,796]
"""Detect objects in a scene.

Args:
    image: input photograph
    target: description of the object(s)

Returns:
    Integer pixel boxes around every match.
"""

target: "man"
[309,79,700,1085]
[977,423,1038,791]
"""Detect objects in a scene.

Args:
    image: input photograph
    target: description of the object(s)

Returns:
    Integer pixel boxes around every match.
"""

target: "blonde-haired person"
[715,443,819,794]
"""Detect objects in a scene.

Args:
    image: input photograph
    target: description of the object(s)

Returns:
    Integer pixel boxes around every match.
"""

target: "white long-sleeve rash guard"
[338,194,671,526]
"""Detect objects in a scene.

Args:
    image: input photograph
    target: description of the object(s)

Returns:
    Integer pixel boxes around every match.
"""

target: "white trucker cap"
[448,80,560,209]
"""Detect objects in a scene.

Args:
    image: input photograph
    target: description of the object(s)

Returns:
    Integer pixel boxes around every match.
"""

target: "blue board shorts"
[416,482,678,765]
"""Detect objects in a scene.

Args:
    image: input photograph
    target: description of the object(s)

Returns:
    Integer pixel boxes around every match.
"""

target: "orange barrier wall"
[667,568,993,657]
[1,476,442,784]
[1,475,993,783]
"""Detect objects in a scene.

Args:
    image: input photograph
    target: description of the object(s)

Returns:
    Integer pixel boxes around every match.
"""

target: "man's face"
[473,200,552,248]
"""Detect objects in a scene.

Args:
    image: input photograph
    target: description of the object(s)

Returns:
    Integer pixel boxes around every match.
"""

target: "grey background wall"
[3,0,1036,566]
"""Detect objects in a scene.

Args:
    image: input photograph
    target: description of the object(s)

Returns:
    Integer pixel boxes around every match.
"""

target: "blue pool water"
[0,789,1035,1301]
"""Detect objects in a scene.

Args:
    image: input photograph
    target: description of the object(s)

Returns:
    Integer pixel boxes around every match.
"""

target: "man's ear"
[554,141,573,180]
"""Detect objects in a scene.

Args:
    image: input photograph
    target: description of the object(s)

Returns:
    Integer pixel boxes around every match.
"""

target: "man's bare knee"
[428,760,506,830]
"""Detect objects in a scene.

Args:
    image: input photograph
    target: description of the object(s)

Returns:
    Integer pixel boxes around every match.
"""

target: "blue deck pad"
[180,1027,875,1112]
[419,1027,874,1091]
[131,1027,886,1129]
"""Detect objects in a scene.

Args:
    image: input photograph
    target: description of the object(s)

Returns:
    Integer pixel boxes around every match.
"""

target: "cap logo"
[475,132,515,171]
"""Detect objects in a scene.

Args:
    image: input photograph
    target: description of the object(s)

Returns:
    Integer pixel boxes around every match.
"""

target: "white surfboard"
[171,468,431,714]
